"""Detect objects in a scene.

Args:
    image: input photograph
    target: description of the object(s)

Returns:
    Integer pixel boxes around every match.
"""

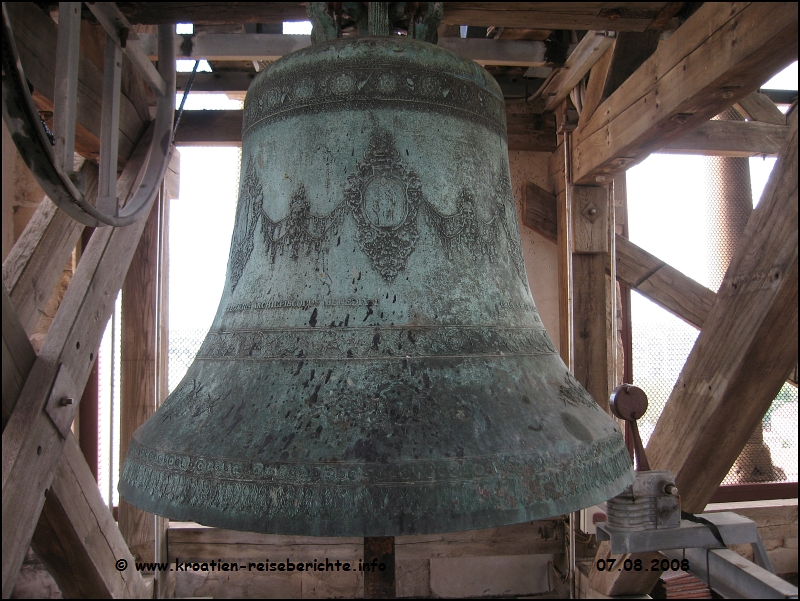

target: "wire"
[172,60,199,142]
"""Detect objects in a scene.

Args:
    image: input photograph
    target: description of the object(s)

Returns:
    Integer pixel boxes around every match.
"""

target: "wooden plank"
[615,235,716,329]
[736,92,787,126]
[143,33,558,67]
[662,120,788,157]
[32,435,148,598]
[647,110,798,512]
[119,189,162,564]
[541,31,616,112]
[577,40,616,130]
[167,519,565,563]
[1,285,36,429]
[523,181,558,242]
[506,111,557,152]
[3,282,147,598]
[7,2,147,162]
[119,2,308,24]
[114,2,671,31]
[2,162,97,336]
[572,2,798,185]
[600,31,661,101]
[173,110,243,146]
[572,254,612,412]
[441,3,674,31]
[1,127,159,597]
[572,185,608,253]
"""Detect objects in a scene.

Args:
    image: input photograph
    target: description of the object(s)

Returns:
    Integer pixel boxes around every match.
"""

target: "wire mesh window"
[627,152,797,487]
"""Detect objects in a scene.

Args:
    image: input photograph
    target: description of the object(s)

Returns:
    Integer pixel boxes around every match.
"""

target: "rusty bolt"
[722,90,734,99]
[665,483,679,496]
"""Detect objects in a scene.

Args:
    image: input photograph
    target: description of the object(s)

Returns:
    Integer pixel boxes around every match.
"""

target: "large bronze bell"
[119,5,632,536]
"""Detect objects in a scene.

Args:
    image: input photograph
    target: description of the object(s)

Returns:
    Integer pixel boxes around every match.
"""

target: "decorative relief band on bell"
[195,326,556,360]
[242,64,507,141]
[121,433,631,522]
[229,132,527,291]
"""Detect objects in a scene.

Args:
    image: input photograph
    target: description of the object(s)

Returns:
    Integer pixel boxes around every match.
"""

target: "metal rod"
[53,2,81,173]
[173,60,199,141]
[98,33,122,216]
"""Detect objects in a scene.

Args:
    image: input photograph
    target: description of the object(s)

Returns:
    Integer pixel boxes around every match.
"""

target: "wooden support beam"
[1,127,159,597]
[576,40,616,130]
[144,33,570,68]
[114,2,674,31]
[2,285,147,598]
[571,185,613,412]
[1,285,36,429]
[590,103,799,601]
[6,2,148,162]
[615,235,716,329]
[440,2,677,31]
[647,111,798,512]
[506,105,557,152]
[119,188,162,565]
[522,180,557,243]
[572,2,798,185]
[167,519,565,563]
[540,31,616,112]
[521,188,796,384]
[661,120,788,157]
[2,163,97,336]
[736,92,787,126]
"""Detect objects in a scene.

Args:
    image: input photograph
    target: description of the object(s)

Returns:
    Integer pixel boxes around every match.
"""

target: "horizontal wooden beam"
[647,111,798,513]
[661,120,788,157]
[168,519,564,563]
[113,2,674,31]
[572,2,798,185]
[441,2,675,31]
[144,33,570,67]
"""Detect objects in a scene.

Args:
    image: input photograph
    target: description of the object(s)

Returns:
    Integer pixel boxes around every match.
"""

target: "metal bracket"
[44,363,79,439]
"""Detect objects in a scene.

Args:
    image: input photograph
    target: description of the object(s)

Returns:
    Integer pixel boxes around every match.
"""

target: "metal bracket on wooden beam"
[44,363,79,439]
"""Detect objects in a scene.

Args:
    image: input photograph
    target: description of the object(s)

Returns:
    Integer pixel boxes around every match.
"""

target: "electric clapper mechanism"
[595,385,797,599]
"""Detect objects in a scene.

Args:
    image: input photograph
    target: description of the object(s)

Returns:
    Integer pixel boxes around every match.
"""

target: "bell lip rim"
[118,466,634,537]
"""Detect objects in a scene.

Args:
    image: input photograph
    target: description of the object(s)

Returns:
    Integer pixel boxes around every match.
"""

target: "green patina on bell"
[119,2,632,536]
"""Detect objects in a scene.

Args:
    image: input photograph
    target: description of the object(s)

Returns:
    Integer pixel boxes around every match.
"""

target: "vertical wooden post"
[119,188,161,564]
[571,185,613,413]
[364,536,396,599]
